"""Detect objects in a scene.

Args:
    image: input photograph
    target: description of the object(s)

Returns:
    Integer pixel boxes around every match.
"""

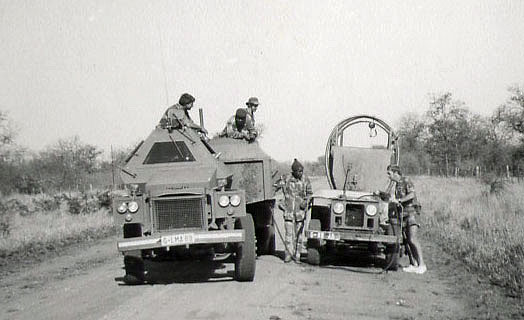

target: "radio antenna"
[152,8,169,106]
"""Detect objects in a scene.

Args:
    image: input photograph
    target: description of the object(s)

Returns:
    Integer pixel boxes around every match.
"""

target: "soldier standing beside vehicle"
[387,165,427,274]
[281,159,313,263]
[160,93,208,135]
[219,108,257,142]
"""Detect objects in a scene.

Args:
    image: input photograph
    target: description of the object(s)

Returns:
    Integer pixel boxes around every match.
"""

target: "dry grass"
[415,176,524,298]
[0,193,115,264]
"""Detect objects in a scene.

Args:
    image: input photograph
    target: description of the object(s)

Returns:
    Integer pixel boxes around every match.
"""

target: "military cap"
[235,108,248,119]
[246,97,259,106]
[179,93,195,106]
[291,158,303,171]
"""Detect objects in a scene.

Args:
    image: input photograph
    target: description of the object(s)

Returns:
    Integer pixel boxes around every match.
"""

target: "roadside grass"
[415,176,524,298]
[0,192,115,267]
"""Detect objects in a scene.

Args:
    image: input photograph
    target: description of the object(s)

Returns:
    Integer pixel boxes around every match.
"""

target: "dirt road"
[1,178,520,320]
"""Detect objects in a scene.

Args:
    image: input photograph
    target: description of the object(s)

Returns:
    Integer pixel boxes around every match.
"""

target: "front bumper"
[117,229,245,252]
[305,230,397,244]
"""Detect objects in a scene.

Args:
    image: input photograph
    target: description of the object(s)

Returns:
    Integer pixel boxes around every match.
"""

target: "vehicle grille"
[152,196,204,231]
[345,203,365,227]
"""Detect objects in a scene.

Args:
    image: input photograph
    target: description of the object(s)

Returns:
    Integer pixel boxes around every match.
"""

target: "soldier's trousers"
[284,219,304,258]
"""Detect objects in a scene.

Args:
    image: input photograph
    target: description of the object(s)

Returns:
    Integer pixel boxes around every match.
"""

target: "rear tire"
[235,215,256,282]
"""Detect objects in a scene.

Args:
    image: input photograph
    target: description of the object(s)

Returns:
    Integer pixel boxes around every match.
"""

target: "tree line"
[396,85,524,177]
[1,84,523,194]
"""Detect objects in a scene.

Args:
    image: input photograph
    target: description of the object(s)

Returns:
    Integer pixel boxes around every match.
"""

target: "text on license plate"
[308,231,340,241]
[161,233,195,246]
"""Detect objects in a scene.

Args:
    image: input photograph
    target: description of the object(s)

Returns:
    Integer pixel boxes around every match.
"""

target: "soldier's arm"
[305,177,313,197]
[185,118,207,134]
[225,121,245,139]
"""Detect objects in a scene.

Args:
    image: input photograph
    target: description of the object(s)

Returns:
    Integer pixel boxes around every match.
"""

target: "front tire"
[235,215,256,282]
[307,247,321,265]
[123,251,145,285]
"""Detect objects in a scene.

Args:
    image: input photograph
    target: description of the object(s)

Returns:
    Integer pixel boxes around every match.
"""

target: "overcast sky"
[1,1,523,161]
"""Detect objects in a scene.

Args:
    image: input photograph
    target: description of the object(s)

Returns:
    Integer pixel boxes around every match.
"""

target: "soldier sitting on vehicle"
[159,93,208,135]
[384,165,426,274]
[219,108,257,142]
[244,97,259,127]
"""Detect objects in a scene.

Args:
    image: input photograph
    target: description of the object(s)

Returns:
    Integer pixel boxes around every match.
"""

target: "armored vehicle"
[112,114,275,284]
[304,115,401,268]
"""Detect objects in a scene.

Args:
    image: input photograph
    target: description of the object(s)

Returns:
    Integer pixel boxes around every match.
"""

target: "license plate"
[322,232,340,241]
[161,233,195,246]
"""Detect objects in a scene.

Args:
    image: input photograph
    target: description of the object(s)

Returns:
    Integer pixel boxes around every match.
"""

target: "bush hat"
[246,97,259,106]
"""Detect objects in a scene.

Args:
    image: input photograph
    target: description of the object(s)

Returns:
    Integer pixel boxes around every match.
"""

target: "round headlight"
[218,195,230,207]
[117,202,128,214]
[366,204,378,216]
[128,201,139,213]
[333,202,345,214]
[230,194,241,207]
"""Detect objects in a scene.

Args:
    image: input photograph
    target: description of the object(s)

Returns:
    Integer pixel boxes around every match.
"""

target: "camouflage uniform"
[160,104,200,130]
[282,173,313,260]
[219,114,257,141]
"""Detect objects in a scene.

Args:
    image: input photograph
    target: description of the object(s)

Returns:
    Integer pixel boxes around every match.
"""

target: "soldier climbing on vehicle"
[219,108,257,142]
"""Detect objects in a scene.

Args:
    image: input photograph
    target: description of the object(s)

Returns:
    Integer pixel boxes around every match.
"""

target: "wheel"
[234,214,256,282]
[307,247,321,265]
[123,251,145,285]
[306,218,322,249]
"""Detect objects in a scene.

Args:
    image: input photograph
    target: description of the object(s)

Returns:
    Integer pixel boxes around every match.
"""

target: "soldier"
[160,93,208,135]
[219,108,257,142]
[387,165,426,274]
[281,159,313,263]
[245,97,259,126]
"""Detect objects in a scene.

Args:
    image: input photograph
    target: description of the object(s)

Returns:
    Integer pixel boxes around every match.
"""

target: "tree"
[424,93,473,175]
[396,112,430,173]
[493,85,524,137]
[36,136,103,189]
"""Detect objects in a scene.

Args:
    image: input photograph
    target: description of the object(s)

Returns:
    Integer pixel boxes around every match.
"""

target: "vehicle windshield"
[143,141,195,164]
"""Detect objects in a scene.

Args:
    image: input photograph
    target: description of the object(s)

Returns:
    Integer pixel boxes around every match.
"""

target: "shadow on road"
[115,259,236,285]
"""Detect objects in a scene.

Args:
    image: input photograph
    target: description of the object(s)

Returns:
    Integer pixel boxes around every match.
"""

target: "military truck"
[304,115,401,268]
[112,114,275,284]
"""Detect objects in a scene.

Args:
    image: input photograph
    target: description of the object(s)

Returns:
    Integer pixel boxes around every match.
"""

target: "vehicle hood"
[312,189,378,202]
[145,166,217,189]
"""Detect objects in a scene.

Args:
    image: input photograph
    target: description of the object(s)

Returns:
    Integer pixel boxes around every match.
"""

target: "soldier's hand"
[299,199,308,210]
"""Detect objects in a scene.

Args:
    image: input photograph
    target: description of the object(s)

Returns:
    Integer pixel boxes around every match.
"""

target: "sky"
[1,0,523,161]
